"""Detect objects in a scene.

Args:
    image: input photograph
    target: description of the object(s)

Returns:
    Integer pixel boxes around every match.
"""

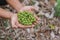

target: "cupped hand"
[11,6,40,28]
[17,6,40,28]
[11,14,40,28]
[11,14,18,28]
[19,6,38,12]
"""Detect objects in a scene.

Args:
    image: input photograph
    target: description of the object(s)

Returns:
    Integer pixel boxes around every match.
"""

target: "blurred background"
[0,0,60,40]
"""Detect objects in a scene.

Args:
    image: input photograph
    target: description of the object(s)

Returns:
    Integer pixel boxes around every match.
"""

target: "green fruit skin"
[17,11,36,25]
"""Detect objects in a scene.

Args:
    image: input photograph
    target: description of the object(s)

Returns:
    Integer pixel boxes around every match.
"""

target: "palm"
[11,6,40,28]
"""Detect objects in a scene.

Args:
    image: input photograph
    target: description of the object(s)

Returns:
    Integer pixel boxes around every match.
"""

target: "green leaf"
[49,24,55,30]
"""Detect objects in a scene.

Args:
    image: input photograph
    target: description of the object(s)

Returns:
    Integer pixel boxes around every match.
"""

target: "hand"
[16,6,40,28]
[17,14,40,28]
[11,14,19,28]
[11,6,40,28]
[20,6,38,12]
[11,14,40,28]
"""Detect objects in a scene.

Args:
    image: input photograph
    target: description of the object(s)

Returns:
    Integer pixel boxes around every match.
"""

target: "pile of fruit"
[17,11,36,25]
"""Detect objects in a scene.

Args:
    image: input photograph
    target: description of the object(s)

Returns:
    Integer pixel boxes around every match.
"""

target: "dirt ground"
[0,0,60,40]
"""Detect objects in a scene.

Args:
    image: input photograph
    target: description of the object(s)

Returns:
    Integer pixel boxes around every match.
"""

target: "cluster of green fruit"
[17,11,36,25]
